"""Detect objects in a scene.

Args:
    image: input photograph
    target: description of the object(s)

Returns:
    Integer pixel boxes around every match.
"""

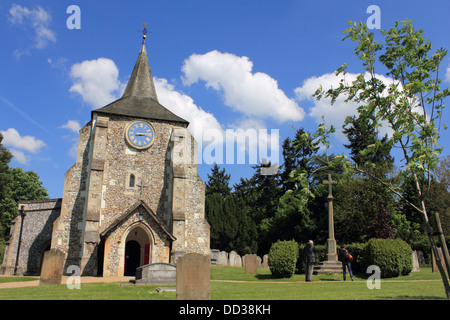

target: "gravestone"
[176,253,210,300]
[262,254,269,268]
[39,248,65,286]
[417,250,425,265]
[216,251,228,266]
[229,251,240,267]
[134,263,176,284]
[432,247,448,273]
[210,249,220,265]
[257,256,262,268]
[412,251,420,272]
[244,254,258,274]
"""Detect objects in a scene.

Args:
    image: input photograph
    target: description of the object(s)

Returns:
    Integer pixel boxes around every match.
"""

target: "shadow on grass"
[255,274,282,280]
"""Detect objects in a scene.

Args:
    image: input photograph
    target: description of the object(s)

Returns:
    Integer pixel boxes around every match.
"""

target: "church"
[1,33,210,277]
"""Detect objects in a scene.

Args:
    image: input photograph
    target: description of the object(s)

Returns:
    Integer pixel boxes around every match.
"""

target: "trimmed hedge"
[268,240,299,278]
[365,238,413,278]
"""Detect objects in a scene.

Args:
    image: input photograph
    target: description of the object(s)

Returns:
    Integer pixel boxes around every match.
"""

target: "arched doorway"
[123,225,151,276]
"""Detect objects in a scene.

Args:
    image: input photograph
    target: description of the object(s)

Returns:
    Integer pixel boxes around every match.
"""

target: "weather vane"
[142,23,148,39]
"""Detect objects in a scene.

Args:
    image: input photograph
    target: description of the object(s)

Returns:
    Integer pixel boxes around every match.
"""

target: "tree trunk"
[433,212,450,277]
[414,175,450,299]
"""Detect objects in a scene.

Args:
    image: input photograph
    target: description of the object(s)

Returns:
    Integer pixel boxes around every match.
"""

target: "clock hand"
[136,133,152,136]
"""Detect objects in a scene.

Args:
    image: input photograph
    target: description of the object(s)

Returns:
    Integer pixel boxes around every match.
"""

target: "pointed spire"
[122,30,158,101]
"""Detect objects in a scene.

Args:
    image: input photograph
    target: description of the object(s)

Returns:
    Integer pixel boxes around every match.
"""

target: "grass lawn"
[0,276,38,283]
[0,265,447,300]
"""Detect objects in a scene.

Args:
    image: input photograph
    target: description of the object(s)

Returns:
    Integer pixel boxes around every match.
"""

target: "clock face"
[125,120,155,149]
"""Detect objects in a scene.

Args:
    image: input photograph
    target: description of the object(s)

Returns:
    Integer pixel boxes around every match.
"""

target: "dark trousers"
[305,262,314,281]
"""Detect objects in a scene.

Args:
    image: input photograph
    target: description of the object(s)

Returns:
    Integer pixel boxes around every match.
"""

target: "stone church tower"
[1,35,210,277]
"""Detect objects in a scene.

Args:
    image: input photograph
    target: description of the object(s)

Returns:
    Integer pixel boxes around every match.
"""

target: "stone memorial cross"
[323,174,338,262]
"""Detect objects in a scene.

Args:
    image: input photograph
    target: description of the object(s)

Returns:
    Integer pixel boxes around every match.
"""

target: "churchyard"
[0,264,446,300]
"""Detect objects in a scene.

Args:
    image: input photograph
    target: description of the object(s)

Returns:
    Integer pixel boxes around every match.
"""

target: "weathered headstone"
[417,250,425,265]
[257,256,262,268]
[262,254,269,268]
[210,249,220,265]
[412,250,420,272]
[229,251,240,267]
[432,247,448,273]
[134,263,176,284]
[244,254,258,274]
[176,253,210,300]
[234,253,242,267]
[216,251,228,266]
[39,249,65,286]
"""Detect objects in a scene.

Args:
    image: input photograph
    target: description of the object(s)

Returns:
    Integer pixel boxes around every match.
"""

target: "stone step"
[313,260,343,274]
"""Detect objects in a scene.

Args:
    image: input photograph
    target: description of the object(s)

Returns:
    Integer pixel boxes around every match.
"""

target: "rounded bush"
[268,240,299,278]
[365,238,413,278]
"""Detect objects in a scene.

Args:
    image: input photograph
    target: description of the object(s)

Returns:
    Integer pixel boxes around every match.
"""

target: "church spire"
[122,25,158,101]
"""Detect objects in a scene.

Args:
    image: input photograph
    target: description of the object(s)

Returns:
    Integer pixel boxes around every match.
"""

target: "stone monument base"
[313,260,342,274]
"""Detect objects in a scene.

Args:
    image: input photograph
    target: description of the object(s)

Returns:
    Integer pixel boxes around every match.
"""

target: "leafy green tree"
[0,167,49,234]
[313,20,450,298]
[0,133,12,201]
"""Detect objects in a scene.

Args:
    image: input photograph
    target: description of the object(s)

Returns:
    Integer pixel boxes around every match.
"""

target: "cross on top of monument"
[323,174,337,198]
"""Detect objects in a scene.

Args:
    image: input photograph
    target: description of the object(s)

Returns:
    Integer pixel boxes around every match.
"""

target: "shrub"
[365,238,413,278]
[268,240,299,278]
[340,242,367,273]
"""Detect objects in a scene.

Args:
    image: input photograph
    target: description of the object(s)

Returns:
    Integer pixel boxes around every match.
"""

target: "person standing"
[303,240,316,282]
[338,244,354,281]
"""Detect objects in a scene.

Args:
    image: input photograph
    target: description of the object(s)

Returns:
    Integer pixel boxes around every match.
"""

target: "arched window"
[129,174,135,188]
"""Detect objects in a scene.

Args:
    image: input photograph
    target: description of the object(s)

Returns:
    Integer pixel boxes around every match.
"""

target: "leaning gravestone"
[39,248,65,286]
[244,254,258,274]
[176,253,210,300]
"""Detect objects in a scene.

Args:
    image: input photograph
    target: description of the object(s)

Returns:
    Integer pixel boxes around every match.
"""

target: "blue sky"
[1,0,450,198]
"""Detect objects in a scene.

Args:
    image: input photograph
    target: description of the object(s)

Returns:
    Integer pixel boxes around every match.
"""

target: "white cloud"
[445,64,450,83]
[69,58,126,109]
[60,121,82,158]
[182,50,305,123]
[8,149,29,165]
[155,77,223,145]
[8,4,56,53]
[1,128,46,162]
[295,72,395,141]
[60,120,81,133]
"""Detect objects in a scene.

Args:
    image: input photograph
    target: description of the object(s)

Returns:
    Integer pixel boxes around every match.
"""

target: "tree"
[313,20,450,298]
[0,167,49,235]
[205,163,231,197]
[342,115,393,171]
[337,113,398,242]
[280,127,318,193]
[434,155,450,190]
[0,133,12,201]
[205,164,258,255]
